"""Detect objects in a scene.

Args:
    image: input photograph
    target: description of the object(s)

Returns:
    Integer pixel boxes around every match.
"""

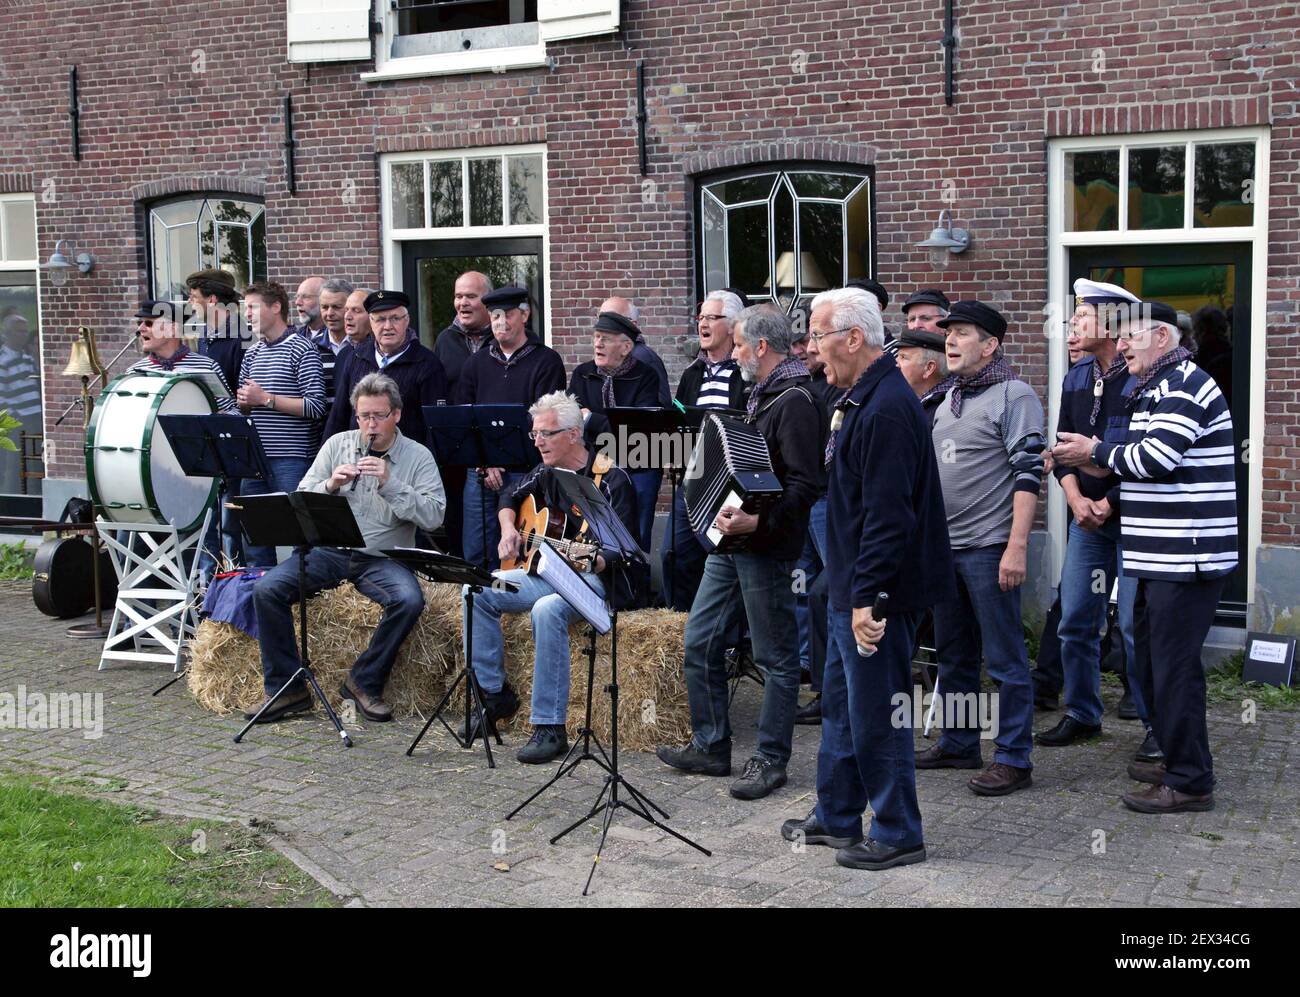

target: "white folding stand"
[96,510,210,674]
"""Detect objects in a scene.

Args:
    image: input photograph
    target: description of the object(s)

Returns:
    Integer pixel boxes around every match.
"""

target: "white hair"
[809,287,885,348]
[703,290,744,323]
[529,390,582,431]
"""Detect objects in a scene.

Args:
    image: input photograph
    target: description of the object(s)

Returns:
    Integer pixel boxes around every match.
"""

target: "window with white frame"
[148,195,266,303]
[0,193,42,505]
[387,149,545,232]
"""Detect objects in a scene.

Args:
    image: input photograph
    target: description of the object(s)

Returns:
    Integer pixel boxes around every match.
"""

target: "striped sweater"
[1092,360,1237,581]
[128,351,235,411]
[238,331,326,459]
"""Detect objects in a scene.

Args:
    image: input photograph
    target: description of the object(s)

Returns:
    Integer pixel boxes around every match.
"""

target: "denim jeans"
[796,497,828,672]
[660,487,709,611]
[253,547,424,698]
[1058,521,1120,727]
[462,470,523,571]
[628,468,662,556]
[1115,559,1147,723]
[816,607,922,847]
[240,457,314,567]
[932,544,1034,769]
[682,552,801,766]
[464,568,605,726]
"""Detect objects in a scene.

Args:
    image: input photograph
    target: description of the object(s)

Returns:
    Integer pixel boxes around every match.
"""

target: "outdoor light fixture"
[916,210,970,254]
[41,240,95,287]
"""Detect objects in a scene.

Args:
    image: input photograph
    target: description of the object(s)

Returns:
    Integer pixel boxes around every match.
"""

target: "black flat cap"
[846,279,889,310]
[936,300,1008,341]
[364,289,411,314]
[594,311,639,339]
[135,299,182,324]
[895,328,947,351]
[185,268,236,291]
[1142,301,1180,329]
[482,286,530,311]
[902,288,950,314]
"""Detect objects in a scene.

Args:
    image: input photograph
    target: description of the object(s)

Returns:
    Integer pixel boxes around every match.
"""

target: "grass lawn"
[0,774,339,907]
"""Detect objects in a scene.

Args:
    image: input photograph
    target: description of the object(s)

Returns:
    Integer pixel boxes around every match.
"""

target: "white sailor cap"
[1072,278,1141,307]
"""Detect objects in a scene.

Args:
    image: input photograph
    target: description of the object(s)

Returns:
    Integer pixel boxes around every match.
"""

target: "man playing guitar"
[463,390,643,764]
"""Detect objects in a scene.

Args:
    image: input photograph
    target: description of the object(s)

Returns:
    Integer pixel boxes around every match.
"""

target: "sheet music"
[531,544,611,635]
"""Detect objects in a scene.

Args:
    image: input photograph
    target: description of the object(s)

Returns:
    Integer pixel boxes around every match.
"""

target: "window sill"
[361,44,549,83]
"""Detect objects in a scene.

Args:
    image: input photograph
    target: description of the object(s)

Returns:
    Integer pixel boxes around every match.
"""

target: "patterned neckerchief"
[1089,353,1130,425]
[919,373,959,412]
[149,344,191,371]
[745,356,810,419]
[597,355,639,409]
[1126,345,1193,409]
[949,353,1019,417]
[488,338,536,368]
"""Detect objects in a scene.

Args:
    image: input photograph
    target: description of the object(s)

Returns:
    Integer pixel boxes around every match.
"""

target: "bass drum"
[85,371,218,533]
[32,536,118,619]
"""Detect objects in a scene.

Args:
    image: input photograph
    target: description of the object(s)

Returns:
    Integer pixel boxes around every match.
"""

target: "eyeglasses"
[807,326,853,345]
[370,313,408,326]
[528,427,571,441]
[357,411,394,423]
[697,313,725,323]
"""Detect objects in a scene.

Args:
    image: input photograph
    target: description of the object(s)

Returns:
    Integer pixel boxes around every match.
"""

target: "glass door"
[0,272,42,516]
[1069,243,1251,614]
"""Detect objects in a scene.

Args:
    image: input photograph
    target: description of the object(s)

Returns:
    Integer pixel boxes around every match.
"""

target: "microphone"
[349,432,376,492]
[856,591,889,657]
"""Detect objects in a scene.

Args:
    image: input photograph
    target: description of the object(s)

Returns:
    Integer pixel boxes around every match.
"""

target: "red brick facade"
[3,0,1298,549]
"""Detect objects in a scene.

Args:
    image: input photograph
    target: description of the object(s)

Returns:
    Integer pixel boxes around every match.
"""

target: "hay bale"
[186,580,689,752]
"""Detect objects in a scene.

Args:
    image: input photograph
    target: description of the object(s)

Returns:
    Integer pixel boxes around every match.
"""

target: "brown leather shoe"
[969,762,1032,797]
[243,686,312,723]
[1121,783,1214,814]
[915,744,982,770]
[1126,760,1167,785]
[340,677,393,722]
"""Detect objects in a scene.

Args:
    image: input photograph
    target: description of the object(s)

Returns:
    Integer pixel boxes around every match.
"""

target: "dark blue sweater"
[452,338,566,408]
[825,354,955,614]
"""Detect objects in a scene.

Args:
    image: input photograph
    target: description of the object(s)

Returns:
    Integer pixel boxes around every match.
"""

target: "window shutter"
[537,0,620,43]
[287,0,372,64]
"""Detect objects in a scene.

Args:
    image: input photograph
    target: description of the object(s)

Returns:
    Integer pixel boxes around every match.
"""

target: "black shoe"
[1134,731,1165,763]
[794,694,822,726]
[780,808,862,848]
[914,744,982,769]
[243,686,312,723]
[461,682,520,740]
[1033,691,1060,711]
[1117,691,1139,720]
[656,742,731,776]
[1035,715,1102,746]
[730,756,788,800]
[517,724,568,764]
[835,838,927,871]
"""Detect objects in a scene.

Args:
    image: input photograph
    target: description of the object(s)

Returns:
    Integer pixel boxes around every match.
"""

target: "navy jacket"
[568,358,663,445]
[632,339,672,408]
[826,353,955,614]
[434,320,492,394]
[326,336,449,450]
[452,338,566,408]
[197,319,248,403]
[747,370,827,562]
[1054,356,1134,536]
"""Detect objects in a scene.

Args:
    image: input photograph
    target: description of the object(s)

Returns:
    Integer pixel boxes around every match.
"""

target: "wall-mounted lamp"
[915,210,970,254]
[41,240,95,287]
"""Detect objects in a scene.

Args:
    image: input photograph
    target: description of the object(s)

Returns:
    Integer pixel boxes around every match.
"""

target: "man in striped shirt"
[236,281,326,566]
[312,277,354,414]
[1055,301,1236,814]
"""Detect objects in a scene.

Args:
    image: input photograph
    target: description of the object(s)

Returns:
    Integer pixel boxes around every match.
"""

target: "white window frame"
[0,192,46,474]
[362,3,548,82]
[380,144,551,342]
[1046,126,1270,599]
[0,193,39,271]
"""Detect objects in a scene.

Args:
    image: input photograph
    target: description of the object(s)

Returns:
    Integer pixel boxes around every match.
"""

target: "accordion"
[682,413,783,552]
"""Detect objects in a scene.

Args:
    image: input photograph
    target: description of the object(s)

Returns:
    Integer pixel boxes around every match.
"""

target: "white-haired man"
[463,390,641,764]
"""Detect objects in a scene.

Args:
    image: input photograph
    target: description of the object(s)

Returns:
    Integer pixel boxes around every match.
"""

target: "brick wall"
[3,0,1298,539]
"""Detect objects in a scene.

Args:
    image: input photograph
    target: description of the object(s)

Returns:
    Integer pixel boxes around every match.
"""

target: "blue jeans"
[462,471,523,571]
[816,607,922,847]
[629,469,662,556]
[253,548,424,698]
[660,487,709,611]
[240,457,314,567]
[932,544,1034,769]
[682,552,801,766]
[1058,521,1119,727]
[1115,558,1147,724]
[465,568,605,726]
[796,497,828,672]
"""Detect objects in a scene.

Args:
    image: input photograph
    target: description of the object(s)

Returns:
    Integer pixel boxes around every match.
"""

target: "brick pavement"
[1,582,1296,907]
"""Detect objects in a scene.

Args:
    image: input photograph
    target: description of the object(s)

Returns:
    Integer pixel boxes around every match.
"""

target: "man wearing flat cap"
[894,325,952,423]
[921,300,1046,797]
[453,286,566,568]
[186,268,248,397]
[326,289,448,457]
[846,279,896,355]
[1053,300,1236,814]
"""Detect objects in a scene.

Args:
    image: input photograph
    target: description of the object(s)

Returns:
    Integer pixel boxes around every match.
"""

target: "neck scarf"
[150,343,191,371]
[598,355,638,409]
[920,372,959,412]
[1089,354,1130,425]
[950,353,1019,418]
[489,338,536,368]
[745,356,809,420]
[1126,345,1193,409]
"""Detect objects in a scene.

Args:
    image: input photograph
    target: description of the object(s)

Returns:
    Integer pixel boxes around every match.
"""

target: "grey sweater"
[300,429,446,553]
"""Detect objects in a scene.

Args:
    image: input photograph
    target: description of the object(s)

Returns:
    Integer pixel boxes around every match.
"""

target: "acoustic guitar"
[502,494,601,574]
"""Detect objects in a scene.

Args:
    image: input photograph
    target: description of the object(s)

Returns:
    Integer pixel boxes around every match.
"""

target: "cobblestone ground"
[1,582,1296,907]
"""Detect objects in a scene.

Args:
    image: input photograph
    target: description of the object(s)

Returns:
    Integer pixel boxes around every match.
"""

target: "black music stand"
[384,548,520,768]
[506,468,711,895]
[154,413,270,696]
[229,491,365,749]
[424,404,538,569]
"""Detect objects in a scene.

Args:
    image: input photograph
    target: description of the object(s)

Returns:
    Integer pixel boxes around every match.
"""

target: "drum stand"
[96,511,210,676]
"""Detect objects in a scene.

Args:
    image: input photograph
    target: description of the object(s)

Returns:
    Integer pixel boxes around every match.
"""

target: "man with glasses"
[462,390,642,763]
[327,290,448,456]
[454,286,566,569]
[245,372,445,725]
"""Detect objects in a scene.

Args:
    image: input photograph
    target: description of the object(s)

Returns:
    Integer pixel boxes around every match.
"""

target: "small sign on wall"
[1242,632,1297,688]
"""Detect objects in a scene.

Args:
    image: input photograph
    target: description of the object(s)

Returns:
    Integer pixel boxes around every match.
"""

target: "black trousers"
[1132,574,1226,795]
